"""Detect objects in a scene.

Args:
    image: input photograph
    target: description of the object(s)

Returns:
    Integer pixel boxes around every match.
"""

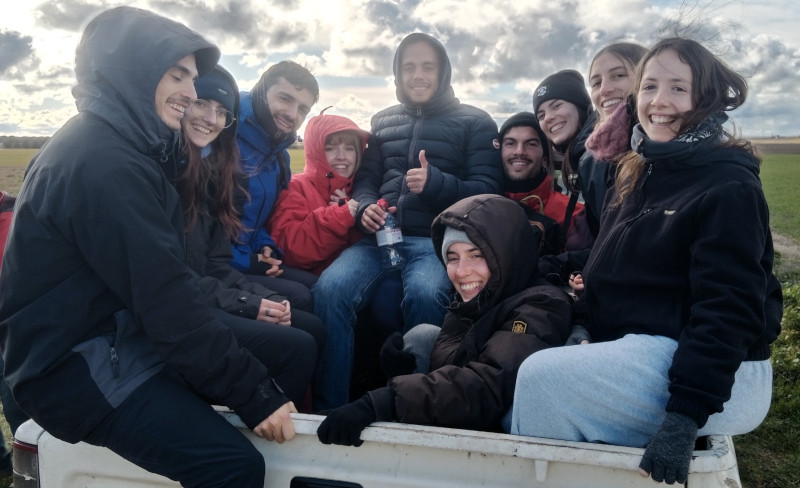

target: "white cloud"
[1,0,799,137]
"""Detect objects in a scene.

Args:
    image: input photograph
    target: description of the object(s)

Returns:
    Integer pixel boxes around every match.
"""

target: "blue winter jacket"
[232,92,295,271]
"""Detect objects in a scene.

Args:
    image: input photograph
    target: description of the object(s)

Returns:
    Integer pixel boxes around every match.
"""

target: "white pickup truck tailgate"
[15,409,742,488]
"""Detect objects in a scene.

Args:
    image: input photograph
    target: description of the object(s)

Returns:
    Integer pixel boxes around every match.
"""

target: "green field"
[761,154,800,239]
[0,148,307,197]
[0,147,799,487]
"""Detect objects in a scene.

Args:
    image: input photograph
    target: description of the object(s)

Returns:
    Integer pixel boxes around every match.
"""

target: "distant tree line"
[0,136,50,149]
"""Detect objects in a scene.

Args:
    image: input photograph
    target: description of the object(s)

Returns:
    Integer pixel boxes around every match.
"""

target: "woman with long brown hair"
[178,65,325,406]
[512,38,781,485]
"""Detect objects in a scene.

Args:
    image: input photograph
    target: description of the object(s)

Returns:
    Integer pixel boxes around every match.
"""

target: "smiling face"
[446,242,491,302]
[536,99,581,147]
[501,125,546,181]
[637,49,694,143]
[182,98,226,148]
[325,131,360,178]
[155,54,198,130]
[590,52,637,122]
[265,76,315,134]
[400,41,440,105]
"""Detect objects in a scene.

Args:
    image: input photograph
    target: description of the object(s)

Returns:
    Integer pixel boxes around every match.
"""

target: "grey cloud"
[149,0,259,42]
[14,77,72,96]
[342,45,396,77]
[493,99,522,114]
[0,30,39,80]
[34,0,108,31]
[149,0,311,51]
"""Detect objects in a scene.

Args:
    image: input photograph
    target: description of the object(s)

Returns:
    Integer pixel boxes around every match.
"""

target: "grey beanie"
[441,227,475,257]
[532,69,591,115]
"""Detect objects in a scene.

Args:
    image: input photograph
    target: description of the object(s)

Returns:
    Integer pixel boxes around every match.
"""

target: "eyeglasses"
[188,99,235,129]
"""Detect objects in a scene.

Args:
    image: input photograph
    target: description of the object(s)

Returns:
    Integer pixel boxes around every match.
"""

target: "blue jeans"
[311,236,451,410]
[508,334,773,446]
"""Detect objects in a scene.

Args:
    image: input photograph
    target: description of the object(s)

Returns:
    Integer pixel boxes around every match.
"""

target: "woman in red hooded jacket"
[268,109,370,275]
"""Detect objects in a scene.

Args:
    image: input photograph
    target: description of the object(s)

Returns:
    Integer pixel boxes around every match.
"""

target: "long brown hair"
[552,105,592,194]
[180,67,246,239]
[613,37,754,204]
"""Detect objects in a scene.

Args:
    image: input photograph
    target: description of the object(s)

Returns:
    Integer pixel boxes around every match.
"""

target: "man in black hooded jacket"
[0,7,295,487]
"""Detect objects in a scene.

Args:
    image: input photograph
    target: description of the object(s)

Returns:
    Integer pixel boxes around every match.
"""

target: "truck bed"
[13,408,742,487]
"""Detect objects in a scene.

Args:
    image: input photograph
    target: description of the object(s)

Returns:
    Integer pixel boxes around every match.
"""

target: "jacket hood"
[72,6,220,155]
[392,33,456,114]
[302,109,370,195]
[432,194,539,310]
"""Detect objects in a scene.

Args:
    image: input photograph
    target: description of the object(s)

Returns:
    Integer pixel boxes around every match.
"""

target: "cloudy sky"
[2,0,799,138]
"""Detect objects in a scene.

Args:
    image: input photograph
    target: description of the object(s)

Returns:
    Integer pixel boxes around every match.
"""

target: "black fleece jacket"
[583,124,781,428]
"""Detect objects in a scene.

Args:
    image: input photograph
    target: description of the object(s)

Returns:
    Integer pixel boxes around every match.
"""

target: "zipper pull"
[110,347,120,379]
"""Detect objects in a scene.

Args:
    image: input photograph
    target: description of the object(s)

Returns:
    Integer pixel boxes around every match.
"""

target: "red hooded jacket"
[268,112,370,274]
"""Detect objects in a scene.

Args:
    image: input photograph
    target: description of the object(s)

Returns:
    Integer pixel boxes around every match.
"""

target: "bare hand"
[329,188,348,206]
[258,299,292,325]
[568,272,585,295]
[346,198,359,218]
[253,401,297,443]
[257,246,284,277]
[360,203,386,234]
[406,149,429,194]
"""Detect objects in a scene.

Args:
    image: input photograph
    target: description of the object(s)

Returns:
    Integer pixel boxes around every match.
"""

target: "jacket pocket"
[72,309,164,408]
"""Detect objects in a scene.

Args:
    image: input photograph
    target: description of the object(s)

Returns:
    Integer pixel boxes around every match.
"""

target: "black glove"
[317,388,396,447]
[639,412,699,484]
[317,394,376,447]
[379,332,416,378]
[564,325,591,345]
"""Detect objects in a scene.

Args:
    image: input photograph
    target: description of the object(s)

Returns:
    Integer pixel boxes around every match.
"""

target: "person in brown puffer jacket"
[317,193,573,445]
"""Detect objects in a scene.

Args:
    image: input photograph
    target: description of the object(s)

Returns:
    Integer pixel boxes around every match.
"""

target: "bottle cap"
[377,198,388,210]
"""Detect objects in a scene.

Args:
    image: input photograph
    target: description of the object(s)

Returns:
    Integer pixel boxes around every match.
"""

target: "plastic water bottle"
[375,198,405,270]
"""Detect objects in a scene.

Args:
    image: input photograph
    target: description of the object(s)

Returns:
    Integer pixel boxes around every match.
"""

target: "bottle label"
[376,227,403,246]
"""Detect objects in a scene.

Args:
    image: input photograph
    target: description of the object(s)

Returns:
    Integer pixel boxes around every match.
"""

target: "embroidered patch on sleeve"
[511,321,528,334]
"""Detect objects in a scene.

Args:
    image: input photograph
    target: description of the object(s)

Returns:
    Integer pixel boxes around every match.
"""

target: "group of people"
[0,5,782,488]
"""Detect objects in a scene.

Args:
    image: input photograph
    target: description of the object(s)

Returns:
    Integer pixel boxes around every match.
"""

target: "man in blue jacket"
[234,61,320,312]
[0,8,296,487]
[312,32,504,410]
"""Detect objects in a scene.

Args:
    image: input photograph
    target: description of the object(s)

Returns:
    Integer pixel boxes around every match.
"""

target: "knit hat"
[441,227,475,257]
[194,66,236,114]
[532,69,591,115]
[498,111,547,147]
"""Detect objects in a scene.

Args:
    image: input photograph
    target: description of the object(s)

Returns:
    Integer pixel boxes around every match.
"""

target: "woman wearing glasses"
[176,65,325,407]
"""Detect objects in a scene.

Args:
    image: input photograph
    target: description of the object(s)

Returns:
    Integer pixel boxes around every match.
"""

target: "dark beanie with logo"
[532,69,591,115]
[194,66,236,114]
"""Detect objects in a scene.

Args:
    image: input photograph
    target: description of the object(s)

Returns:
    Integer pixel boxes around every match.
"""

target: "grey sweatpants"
[507,333,772,447]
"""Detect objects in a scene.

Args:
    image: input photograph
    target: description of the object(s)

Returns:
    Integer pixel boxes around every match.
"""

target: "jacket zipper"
[398,110,425,226]
[587,161,654,327]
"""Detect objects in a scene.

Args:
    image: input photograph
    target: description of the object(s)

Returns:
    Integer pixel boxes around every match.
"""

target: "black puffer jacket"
[390,194,572,431]
[583,119,782,428]
[353,33,503,237]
